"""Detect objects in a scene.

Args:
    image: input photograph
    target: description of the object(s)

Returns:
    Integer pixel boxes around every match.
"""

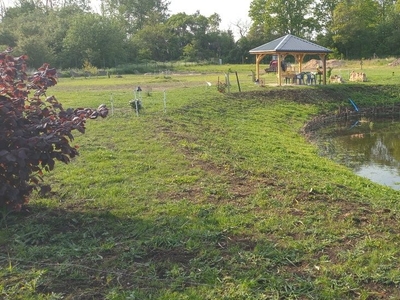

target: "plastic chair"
[296,73,304,85]
[306,73,316,85]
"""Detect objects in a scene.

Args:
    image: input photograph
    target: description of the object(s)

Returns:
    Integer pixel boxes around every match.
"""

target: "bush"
[0,49,108,211]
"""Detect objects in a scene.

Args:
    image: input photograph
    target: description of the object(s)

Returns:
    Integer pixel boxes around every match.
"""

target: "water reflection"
[315,117,400,190]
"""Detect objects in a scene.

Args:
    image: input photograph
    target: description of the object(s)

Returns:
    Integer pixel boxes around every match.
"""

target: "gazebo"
[249,34,333,86]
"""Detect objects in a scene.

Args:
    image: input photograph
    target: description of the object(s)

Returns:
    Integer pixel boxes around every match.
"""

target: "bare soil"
[388,58,400,66]
[302,59,346,71]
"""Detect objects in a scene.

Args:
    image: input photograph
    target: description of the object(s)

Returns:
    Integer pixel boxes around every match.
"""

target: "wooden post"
[255,55,260,81]
[235,71,241,92]
[255,53,266,82]
[277,54,282,86]
[295,53,305,73]
[321,54,327,85]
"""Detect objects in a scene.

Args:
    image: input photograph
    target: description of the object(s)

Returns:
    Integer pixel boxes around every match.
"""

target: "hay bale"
[330,75,345,83]
[349,71,367,82]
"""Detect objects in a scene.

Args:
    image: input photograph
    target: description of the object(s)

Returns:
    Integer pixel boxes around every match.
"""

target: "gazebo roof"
[249,34,332,54]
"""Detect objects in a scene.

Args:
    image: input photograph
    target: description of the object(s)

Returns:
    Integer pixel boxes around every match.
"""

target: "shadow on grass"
[0,203,312,299]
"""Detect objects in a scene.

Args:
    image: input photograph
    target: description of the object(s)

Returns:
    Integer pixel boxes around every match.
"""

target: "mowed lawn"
[2,61,400,299]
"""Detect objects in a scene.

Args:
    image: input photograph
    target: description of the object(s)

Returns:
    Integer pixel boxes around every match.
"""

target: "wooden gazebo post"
[320,54,327,85]
[277,54,282,86]
[295,53,305,73]
[255,53,267,82]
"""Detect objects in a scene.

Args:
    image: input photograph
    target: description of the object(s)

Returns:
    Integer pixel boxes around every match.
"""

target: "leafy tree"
[0,3,54,67]
[206,31,236,62]
[187,11,209,37]
[0,3,87,68]
[377,2,400,56]
[313,0,339,55]
[207,13,222,33]
[228,36,260,64]
[51,5,88,64]
[62,13,126,68]
[131,23,172,61]
[0,50,108,211]
[83,59,98,75]
[166,13,197,59]
[2,0,38,19]
[18,36,56,69]
[163,11,235,62]
[182,43,197,61]
[53,0,92,11]
[101,0,169,35]
[313,0,340,34]
[249,0,317,38]
[0,29,17,48]
[331,0,379,58]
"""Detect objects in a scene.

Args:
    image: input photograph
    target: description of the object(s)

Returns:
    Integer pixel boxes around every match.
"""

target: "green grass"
[2,60,400,299]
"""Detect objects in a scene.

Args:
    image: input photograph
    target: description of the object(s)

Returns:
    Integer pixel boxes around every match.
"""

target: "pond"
[314,117,400,190]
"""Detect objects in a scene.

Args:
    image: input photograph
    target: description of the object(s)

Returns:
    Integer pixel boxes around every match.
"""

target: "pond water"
[314,117,400,190]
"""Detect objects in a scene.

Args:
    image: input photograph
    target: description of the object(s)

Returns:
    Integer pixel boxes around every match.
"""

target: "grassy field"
[2,59,400,299]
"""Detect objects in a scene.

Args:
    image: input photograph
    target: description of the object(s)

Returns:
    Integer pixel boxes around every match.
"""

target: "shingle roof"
[249,34,332,54]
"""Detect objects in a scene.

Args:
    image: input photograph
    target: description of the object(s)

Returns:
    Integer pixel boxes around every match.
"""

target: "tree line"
[0,0,399,70]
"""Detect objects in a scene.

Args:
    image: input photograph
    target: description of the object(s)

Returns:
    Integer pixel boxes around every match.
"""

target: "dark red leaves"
[0,48,108,211]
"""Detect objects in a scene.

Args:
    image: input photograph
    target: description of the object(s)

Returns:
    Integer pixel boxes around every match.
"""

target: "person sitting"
[281,61,287,72]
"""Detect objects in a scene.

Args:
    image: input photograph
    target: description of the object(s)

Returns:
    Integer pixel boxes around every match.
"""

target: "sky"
[168,0,253,39]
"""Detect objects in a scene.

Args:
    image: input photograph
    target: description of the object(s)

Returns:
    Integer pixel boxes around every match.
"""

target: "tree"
[313,0,340,35]
[2,0,38,19]
[131,23,172,61]
[228,36,260,64]
[0,2,56,68]
[206,31,236,62]
[52,0,92,11]
[232,19,252,40]
[166,12,197,59]
[164,11,235,62]
[0,3,87,68]
[249,0,317,39]
[331,0,379,58]
[0,50,108,211]
[62,13,126,68]
[182,43,197,61]
[374,0,398,56]
[101,0,169,35]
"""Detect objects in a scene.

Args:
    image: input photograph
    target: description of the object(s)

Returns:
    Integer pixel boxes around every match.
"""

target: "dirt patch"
[302,59,345,71]
[156,127,273,204]
[388,58,400,66]
[228,86,349,104]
